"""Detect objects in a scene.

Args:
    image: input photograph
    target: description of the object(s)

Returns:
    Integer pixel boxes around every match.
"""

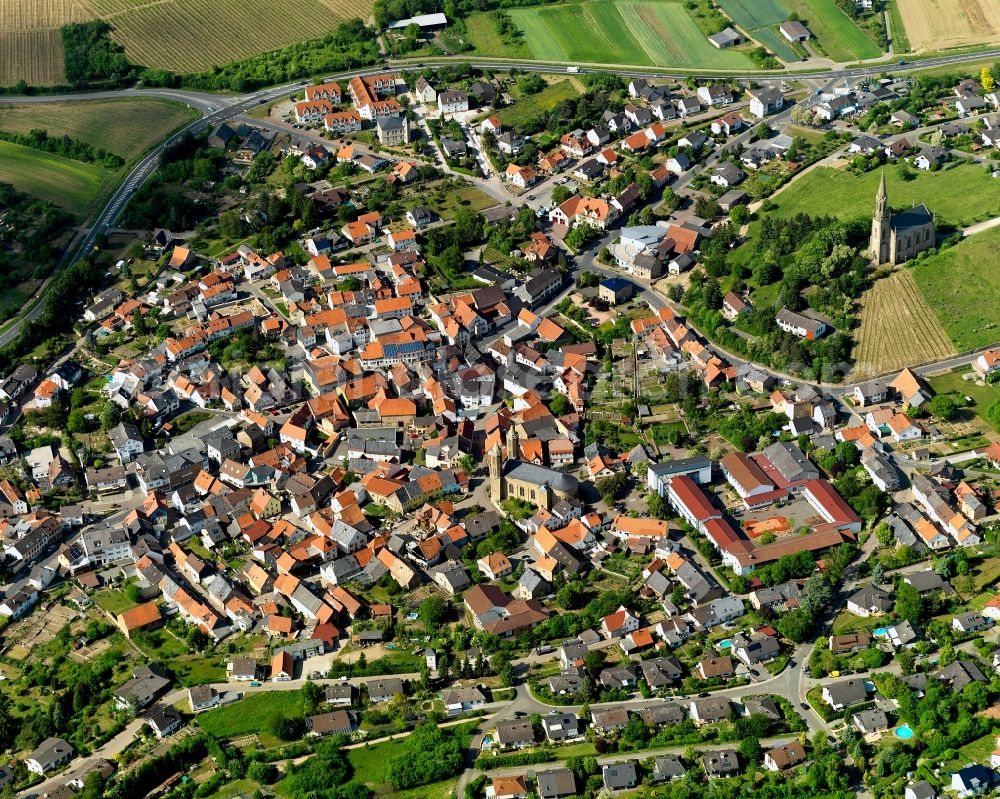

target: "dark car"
[800,702,809,710]
[698,692,710,698]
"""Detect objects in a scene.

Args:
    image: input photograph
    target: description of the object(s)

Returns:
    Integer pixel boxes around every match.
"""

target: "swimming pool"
[718,639,733,649]
[895,725,914,740]
[482,735,494,748]
[873,627,888,636]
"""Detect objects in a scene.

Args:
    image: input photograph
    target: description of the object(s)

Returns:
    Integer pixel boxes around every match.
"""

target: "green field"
[716,0,786,29]
[507,0,754,68]
[766,164,1000,230]
[885,0,911,52]
[0,140,110,214]
[750,25,801,61]
[0,98,197,161]
[927,369,1000,424]
[462,13,532,58]
[783,0,882,61]
[913,226,1000,352]
[496,78,582,128]
[197,691,307,739]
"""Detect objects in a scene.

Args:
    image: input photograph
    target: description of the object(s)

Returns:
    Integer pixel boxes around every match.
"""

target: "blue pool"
[895,725,914,740]
[719,639,733,649]
[874,627,888,636]
[482,735,494,747]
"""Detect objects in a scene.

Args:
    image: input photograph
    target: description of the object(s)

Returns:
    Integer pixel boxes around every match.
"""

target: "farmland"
[912,226,1000,352]
[765,164,1000,230]
[506,0,755,68]
[852,269,956,377]
[0,30,66,86]
[717,0,880,62]
[782,0,882,61]
[0,139,109,214]
[0,98,197,160]
[895,0,1000,52]
[0,0,373,82]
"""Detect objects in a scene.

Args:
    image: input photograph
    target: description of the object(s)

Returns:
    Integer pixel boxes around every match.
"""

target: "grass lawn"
[342,722,477,797]
[172,655,228,686]
[133,628,190,661]
[751,26,801,61]
[885,0,911,52]
[496,79,582,129]
[507,0,754,68]
[913,226,1000,351]
[198,691,307,739]
[959,731,997,765]
[831,610,885,636]
[173,410,214,434]
[0,140,110,215]
[463,13,531,58]
[926,369,1000,424]
[765,164,1000,230]
[95,588,139,616]
[204,779,262,799]
[783,0,882,61]
[0,98,197,162]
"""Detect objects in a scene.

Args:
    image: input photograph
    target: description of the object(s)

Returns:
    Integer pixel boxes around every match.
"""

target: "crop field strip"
[508,0,753,68]
[0,30,66,85]
[0,0,91,85]
[895,0,1000,51]
[0,98,197,160]
[76,0,375,72]
[852,269,955,377]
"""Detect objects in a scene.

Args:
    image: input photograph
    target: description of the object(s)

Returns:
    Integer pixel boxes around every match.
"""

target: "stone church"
[488,426,578,511]
[869,172,935,265]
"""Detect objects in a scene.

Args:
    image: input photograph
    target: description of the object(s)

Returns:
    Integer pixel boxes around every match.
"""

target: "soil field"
[895,0,1000,51]
[0,30,67,86]
[0,97,197,160]
[913,226,1000,352]
[508,0,754,68]
[852,268,956,378]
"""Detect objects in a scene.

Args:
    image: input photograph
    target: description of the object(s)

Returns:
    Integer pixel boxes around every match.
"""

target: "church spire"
[875,171,889,221]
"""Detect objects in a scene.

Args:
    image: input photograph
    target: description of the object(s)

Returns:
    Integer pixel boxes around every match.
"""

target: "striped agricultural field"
[80,0,373,72]
[509,0,753,68]
[0,30,66,85]
[852,269,955,378]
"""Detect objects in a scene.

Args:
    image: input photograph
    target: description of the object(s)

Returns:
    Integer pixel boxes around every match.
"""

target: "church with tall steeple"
[868,172,935,265]
[487,423,578,511]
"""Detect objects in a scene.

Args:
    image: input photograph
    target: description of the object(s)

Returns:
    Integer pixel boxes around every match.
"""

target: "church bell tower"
[869,171,891,264]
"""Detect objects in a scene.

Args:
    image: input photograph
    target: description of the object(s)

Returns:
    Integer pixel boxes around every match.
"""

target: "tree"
[123,581,142,604]
[99,400,121,431]
[730,204,749,225]
[549,393,570,416]
[896,648,916,676]
[596,472,627,503]
[419,595,446,630]
[928,394,959,421]
[982,66,996,94]
[739,736,762,765]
